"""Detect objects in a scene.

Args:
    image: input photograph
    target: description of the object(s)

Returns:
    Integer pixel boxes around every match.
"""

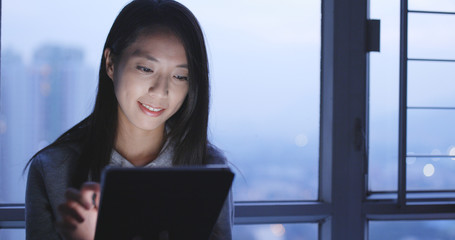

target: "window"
[1,0,454,239]
[367,0,455,238]
[369,220,455,239]
[0,0,321,238]
[188,0,321,202]
[369,0,455,195]
[233,223,318,239]
[0,0,321,202]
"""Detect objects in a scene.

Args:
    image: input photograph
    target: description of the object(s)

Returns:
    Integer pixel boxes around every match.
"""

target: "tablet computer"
[94,165,234,240]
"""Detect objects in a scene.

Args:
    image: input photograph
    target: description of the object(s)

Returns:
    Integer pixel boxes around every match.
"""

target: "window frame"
[366,0,455,237]
[397,0,455,203]
[1,0,455,239]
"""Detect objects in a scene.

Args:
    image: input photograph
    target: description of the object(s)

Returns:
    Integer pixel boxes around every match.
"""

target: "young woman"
[25,0,233,239]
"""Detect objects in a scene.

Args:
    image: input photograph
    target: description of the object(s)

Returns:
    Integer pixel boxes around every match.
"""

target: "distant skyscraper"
[0,45,96,203]
[0,49,33,202]
[32,45,85,143]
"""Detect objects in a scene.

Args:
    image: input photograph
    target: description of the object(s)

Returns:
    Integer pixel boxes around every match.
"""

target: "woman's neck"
[114,120,166,167]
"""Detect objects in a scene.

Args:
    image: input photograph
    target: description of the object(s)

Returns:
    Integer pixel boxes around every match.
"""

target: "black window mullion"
[398,0,408,208]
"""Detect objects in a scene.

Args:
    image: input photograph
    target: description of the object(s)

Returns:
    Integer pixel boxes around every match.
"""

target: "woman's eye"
[137,66,153,73]
[174,75,189,81]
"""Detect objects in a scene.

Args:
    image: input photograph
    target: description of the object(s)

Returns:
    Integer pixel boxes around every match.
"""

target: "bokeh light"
[423,164,435,177]
[448,146,455,161]
[294,133,308,147]
[270,224,286,237]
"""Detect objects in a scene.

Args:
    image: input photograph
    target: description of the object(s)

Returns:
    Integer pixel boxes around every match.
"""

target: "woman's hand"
[56,182,101,240]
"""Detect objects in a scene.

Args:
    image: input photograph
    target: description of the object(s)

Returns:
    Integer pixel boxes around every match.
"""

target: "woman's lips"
[138,102,165,117]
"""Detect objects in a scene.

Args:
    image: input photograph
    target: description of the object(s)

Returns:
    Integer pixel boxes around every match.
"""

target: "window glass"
[405,10,455,192]
[0,0,320,203]
[187,0,321,201]
[233,223,317,240]
[408,13,455,60]
[409,0,455,13]
[1,0,126,203]
[408,61,455,108]
[407,155,455,191]
[369,220,455,240]
[0,229,25,240]
[368,0,455,193]
[368,0,400,192]
[407,110,455,156]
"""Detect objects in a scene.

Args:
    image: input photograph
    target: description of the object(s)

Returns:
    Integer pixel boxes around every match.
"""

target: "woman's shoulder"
[206,144,228,165]
[29,118,90,171]
[29,140,82,172]
[26,138,85,227]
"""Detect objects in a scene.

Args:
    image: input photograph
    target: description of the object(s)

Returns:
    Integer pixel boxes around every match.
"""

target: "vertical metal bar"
[364,0,371,197]
[398,0,408,208]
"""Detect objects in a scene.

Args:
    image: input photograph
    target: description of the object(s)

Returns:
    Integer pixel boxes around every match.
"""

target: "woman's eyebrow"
[131,49,158,62]
[132,49,188,68]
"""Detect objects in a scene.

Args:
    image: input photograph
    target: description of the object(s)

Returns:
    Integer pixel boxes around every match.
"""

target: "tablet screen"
[94,166,234,240]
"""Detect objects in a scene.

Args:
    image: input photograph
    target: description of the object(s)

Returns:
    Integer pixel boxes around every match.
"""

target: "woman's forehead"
[123,31,187,64]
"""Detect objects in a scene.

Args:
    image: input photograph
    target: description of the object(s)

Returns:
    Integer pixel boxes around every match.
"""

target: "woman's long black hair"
[26,0,210,188]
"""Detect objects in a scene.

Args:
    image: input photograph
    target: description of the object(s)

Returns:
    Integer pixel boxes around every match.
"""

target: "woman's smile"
[138,101,165,117]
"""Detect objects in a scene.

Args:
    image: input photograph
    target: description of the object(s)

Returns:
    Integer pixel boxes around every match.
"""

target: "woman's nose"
[148,75,169,96]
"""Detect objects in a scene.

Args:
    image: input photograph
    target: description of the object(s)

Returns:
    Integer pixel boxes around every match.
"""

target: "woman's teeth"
[141,103,162,112]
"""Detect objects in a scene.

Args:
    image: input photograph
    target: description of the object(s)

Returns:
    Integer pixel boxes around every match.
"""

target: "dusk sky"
[2,0,454,199]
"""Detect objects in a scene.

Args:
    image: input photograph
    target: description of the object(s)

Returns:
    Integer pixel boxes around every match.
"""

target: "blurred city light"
[448,146,455,160]
[270,224,286,237]
[423,164,435,177]
[294,133,308,147]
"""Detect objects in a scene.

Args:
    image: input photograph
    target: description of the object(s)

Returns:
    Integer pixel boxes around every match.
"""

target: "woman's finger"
[65,188,92,209]
[81,182,101,193]
[80,182,101,209]
[57,201,85,223]
[56,214,78,231]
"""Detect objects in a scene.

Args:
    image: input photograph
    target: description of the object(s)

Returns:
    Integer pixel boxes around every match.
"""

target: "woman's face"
[106,30,189,133]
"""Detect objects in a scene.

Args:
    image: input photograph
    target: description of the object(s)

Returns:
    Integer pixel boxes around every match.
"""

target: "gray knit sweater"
[25,141,233,240]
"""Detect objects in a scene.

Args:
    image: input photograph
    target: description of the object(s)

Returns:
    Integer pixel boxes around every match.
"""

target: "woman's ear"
[104,48,115,81]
